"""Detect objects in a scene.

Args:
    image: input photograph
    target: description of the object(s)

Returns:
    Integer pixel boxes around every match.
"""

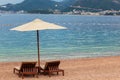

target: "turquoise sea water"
[0,14,120,62]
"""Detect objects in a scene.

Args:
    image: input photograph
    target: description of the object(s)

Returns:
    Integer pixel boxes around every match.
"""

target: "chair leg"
[49,72,51,77]
[36,74,38,78]
[22,73,24,79]
[57,72,59,75]
[18,71,21,77]
[13,68,15,73]
[62,70,64,76]
[33,75,34,77]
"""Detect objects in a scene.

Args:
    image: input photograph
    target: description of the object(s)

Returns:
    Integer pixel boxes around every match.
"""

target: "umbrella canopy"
[11,19,66,71]
[11,19,66,31]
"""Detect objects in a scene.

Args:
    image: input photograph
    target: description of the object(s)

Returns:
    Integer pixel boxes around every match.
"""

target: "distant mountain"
[0,0,58,11]
[60,0,76,8]
[67,0,120,11]
[53,0,76,10]
[1,0,120,13]
[0,3,13,10]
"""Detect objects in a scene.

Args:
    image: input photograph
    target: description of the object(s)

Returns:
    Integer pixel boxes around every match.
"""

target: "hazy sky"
[0,0,63,5]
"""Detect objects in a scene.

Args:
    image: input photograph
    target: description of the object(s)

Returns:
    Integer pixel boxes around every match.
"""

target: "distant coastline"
[1,10,120,16]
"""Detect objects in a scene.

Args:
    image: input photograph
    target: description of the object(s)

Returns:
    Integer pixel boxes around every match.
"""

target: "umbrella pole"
[37,30,40,69]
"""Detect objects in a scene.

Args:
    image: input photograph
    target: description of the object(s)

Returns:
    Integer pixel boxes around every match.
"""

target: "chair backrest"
[20,62,37,72]
[44,61,60,70]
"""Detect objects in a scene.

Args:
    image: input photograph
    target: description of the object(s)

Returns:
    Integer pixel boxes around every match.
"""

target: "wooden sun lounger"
[41,60,64,77]
[13,61,38,79]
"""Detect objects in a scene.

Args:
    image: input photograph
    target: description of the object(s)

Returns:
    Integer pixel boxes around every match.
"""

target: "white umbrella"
[11,19,66,71]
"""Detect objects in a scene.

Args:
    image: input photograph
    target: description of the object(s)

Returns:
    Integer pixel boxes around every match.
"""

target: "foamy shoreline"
[0,56,120,80]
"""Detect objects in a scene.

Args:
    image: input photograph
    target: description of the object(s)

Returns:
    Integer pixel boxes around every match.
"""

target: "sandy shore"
[0,56,120,80]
